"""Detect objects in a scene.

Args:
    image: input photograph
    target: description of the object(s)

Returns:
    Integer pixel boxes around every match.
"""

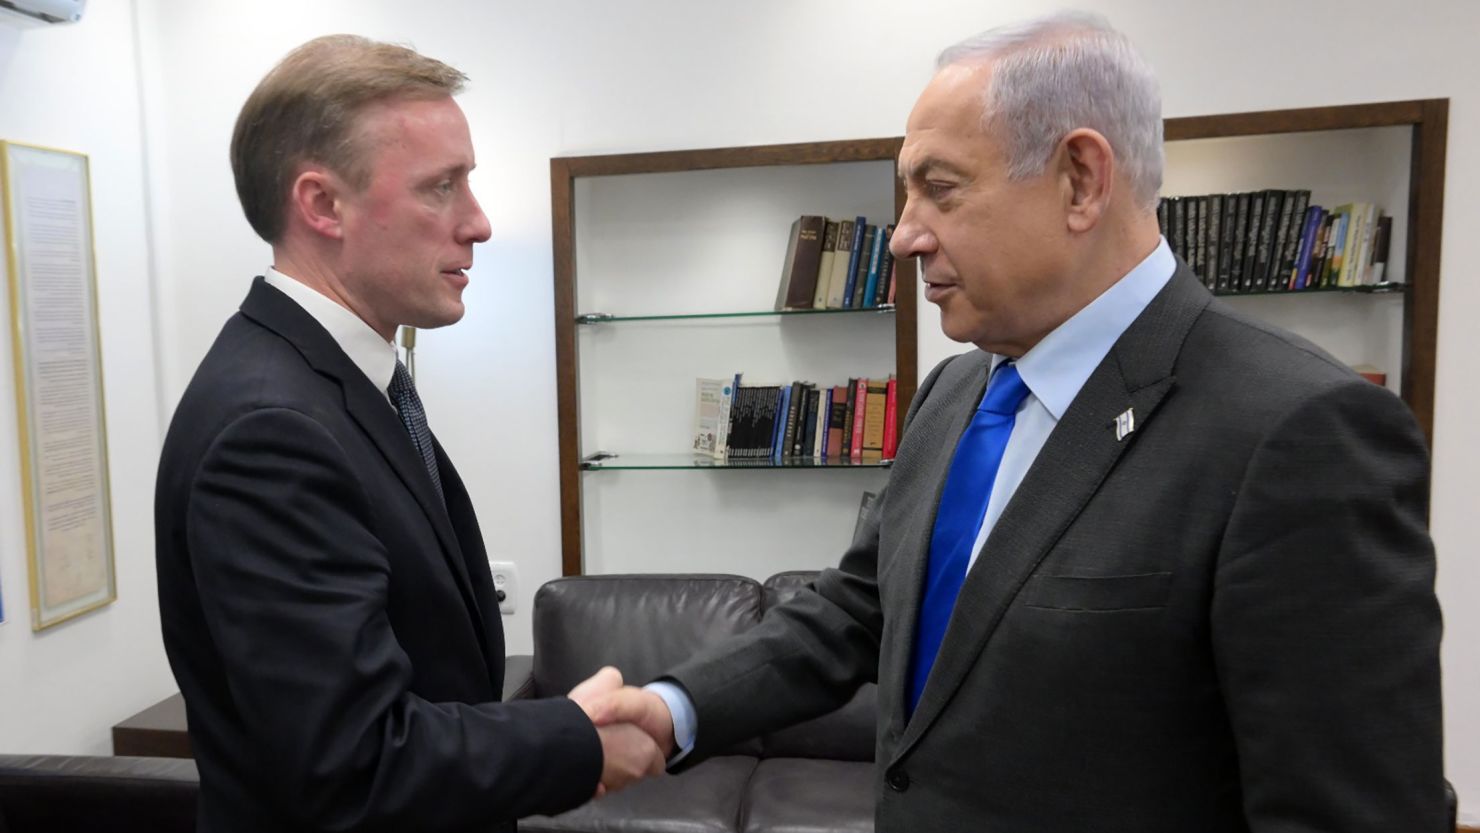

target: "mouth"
[441,266,471,280]
[923,279,957,302]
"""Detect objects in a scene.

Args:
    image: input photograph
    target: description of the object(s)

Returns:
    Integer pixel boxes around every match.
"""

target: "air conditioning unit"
[0,0,86,26]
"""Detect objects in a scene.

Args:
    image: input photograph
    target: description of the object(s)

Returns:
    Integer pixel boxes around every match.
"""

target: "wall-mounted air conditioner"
[0,0,86,26]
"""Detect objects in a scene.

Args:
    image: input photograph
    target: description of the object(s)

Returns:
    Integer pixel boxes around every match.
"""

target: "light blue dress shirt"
[649,238,1177,758]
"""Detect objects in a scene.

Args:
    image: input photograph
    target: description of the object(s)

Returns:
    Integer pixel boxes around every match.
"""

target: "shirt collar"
[995,237,1176,420]
[263,267,399,401]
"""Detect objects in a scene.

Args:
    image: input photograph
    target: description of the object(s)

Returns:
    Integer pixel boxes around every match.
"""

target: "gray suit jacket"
[666,264,1444,832]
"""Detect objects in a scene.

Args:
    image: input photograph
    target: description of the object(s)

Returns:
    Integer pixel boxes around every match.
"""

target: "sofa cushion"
[0,755,198,833]
[739,758,875,833]
[758,573,877,763]
[533,575,763,698]
[520,755,755,833]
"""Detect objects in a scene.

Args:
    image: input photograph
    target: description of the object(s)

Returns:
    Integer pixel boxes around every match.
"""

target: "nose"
[460,188,492,245]
[890,198,936,261]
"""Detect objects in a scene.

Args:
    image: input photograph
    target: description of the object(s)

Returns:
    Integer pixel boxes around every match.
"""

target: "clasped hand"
[568,666,678,798]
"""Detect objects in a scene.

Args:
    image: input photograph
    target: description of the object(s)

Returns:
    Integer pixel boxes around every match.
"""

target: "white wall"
[20,0,1471,817]
[0,1,175,753]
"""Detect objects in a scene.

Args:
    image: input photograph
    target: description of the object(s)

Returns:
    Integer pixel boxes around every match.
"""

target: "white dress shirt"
[263,267,400,407]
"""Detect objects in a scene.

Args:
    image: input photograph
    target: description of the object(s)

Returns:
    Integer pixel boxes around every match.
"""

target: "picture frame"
[1,140,116,631]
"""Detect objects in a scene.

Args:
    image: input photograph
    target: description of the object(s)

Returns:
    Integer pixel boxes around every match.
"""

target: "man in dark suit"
[588,11,1444,832]
[155,35,661,833]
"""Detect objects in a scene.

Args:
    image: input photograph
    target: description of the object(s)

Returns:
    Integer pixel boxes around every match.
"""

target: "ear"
[286,166,347,240]
[1058,128,1115,233]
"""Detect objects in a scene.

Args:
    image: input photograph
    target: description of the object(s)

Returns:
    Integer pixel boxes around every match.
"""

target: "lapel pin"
[1114,407,1136,442]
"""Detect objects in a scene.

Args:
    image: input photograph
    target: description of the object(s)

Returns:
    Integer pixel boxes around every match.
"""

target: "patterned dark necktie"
[908,361,1031,716]
[388,360,444,501]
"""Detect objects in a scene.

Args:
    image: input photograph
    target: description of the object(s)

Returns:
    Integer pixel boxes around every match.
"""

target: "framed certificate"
[1,140,116,630]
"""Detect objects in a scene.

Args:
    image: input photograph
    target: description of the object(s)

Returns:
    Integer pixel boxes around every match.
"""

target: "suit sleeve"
[665,355,958,762]
[186,407,602,831]
[1212,379,1445,832]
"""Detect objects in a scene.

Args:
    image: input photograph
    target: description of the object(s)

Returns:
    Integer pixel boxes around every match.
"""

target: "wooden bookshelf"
[552,139,917,576]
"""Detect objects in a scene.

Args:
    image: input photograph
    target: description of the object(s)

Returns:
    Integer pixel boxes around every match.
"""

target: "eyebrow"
[899,155,970,183]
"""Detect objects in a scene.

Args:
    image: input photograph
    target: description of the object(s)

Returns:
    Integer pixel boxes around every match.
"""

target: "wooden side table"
[112,693,191,758]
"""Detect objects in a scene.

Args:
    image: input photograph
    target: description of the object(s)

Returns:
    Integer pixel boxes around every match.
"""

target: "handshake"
[568,666,679,797]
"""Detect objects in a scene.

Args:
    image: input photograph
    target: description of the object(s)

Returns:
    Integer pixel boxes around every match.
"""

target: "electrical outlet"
[488,561,518,615]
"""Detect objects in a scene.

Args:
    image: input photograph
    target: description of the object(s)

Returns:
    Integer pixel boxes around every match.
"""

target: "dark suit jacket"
[667,264,1444,832]
[156,278,602,833]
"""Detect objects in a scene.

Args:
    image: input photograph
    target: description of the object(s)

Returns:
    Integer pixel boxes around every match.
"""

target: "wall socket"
[488,561,518,615]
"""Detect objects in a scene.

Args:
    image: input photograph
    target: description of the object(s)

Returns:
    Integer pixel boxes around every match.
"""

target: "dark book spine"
[1242,192,1265,292]
[1291,206,1323,290]
[1229,193,1250,292]
[1276,190,1311,288]
[1205,195,1222,290]
[841,378,857,461]
[873,224,896,306]
[849,225,877,309]
[799,385,819,459]
[839,217,866,309]
[1189,195,1201,284]
[1216,194,1236,293]
[1257,190,1284,290]
[1170,197,1185,261]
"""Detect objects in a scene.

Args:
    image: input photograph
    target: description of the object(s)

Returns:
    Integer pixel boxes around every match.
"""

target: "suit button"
[887,769,910,792]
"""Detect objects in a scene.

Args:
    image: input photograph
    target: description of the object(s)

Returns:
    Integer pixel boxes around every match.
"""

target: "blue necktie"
[908,362,1030,715]
[388,360,444,502]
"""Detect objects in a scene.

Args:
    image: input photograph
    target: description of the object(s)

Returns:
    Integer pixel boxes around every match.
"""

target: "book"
[1350,364,1387,386]
[1290,205,1323,290]
[837,217,867,309]
[692,378,728,456]
[1275,190,1311,285]
[850,377,868,462]
[825,218,858,308]
[874,224,896,307]
[1242,192,1266,291]
[812,220,839,309]
[799,385,820,461]
[840,378,857,461]
[861,378,887,462]
[847,224,877,308]
[773,215,827,311]
[1205,195,1222,290]
[882,376,898,460]
[1370,215,1393,284]
[827,386,847,461]
[861,223,887,309]
[713,373,740,459]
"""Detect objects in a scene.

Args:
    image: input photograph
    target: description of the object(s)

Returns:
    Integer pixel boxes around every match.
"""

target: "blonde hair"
[230,34,468,242]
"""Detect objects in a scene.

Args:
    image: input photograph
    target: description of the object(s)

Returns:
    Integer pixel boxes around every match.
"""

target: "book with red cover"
[850,377,868,462]
[882,376,898,459]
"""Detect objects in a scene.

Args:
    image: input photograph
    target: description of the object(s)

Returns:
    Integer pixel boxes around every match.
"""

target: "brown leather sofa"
[512,571,877,833]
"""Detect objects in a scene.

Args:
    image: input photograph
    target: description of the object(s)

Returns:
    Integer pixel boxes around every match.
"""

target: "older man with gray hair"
[589,10,1444,832]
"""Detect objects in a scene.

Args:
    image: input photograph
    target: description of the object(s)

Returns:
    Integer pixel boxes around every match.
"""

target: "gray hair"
[938,11,1163,211]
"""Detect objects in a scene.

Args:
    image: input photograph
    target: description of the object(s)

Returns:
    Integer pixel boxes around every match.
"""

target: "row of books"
[694,375,898,464]
[774,215,898,312]
[1158,191,1393,294]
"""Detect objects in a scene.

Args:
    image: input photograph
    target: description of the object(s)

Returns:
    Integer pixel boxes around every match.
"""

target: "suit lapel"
[891,264,1211,763]
[238,278,485,633]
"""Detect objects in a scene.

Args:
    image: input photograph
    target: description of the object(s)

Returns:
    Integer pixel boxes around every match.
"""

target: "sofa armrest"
[503,654,535,701]
[0,755,198,833]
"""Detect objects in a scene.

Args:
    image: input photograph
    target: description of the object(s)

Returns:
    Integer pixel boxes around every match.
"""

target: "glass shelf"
[581,452,893,471]
[1211,282,1406,298]
[576,305,896,324]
